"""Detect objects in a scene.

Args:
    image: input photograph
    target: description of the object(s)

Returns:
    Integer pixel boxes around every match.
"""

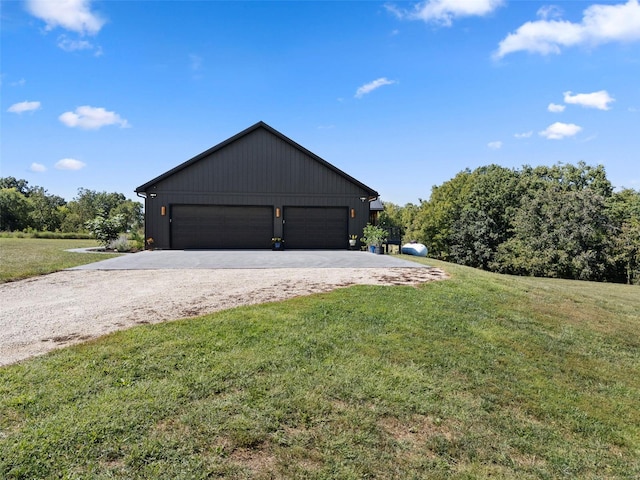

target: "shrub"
[128,228,145,250]
[110,234,132,252]
[85,215,126,247]
[361,223,387,247]
[0,231,92,239]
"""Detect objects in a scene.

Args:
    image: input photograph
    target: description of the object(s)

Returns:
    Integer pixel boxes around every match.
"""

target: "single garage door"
[283,207,348,249]
[171,205,273,249]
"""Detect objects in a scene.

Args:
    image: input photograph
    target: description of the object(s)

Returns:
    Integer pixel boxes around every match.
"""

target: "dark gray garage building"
[135,121,379,250]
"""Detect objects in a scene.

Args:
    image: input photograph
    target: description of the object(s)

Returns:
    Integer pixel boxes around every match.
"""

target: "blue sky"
[2,0,639,205]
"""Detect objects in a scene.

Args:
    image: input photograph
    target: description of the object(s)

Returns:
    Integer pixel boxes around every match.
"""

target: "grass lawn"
[0,237,121,282]
[1,258,638,479]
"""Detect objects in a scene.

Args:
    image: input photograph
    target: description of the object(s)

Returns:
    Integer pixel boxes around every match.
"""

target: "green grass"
[0,237,121,282]
[1,258,638,479]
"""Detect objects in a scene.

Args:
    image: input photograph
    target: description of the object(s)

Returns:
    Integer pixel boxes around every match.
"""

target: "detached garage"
[135,121,379,250]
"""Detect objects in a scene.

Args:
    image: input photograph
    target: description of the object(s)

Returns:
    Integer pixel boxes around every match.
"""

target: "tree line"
[0,177,142,237]
[3,164,639,284]
[379,162,640,284]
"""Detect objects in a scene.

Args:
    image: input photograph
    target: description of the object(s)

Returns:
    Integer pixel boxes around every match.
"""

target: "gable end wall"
[141,127,375,249]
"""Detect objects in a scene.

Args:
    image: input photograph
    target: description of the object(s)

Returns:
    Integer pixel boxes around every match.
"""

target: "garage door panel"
[171,205,272,249]
[284,207,347,249]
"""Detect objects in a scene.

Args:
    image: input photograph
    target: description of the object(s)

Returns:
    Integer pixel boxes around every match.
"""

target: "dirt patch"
[0,267,447,366]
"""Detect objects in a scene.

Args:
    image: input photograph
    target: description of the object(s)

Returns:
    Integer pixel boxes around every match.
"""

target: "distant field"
[0,237,121,282]
[1,258,638,478]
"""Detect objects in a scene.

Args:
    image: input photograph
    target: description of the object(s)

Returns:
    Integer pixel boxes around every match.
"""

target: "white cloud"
[496,20,584,57]
[7,101,41,114]
[57,34,94,52]
[548,103,566,113]
[563,90,614,110]
[11,78,27,87]
[514,131,533,139]
[29,163,47,173]
[495,0,640,58]
[355,77,396,98]
[539,122,582,140]
[26,0,105,35]
[55,158,86,170]
[387,0,504,26]
[59,105,130,129]
[487,141,503,150]
[537,5,563,20]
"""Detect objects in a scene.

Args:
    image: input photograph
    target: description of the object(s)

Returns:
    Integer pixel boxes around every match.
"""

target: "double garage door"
[171,205,347,249]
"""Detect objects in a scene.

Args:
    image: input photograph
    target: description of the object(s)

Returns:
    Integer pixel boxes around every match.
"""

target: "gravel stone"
[0,267,447,366]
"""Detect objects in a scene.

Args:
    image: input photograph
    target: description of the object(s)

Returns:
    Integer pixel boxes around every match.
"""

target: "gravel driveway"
[0,266,447,366]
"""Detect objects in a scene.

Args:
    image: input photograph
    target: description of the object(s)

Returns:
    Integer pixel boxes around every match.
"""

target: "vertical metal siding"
[153,129,361,196]
[143,127,375,249]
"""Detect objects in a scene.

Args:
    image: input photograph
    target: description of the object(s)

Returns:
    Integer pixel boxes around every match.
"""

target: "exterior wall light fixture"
[275,207,281,218]
[350,208,356,218]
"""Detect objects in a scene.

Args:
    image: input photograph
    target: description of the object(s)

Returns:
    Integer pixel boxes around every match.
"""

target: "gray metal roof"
[135,121,379,198]
[369,198,384,211]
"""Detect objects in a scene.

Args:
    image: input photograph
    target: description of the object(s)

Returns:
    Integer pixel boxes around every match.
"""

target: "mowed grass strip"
[1,260,638,479]
[0,237,121,282]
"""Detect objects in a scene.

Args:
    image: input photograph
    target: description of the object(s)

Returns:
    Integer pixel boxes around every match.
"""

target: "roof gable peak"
[135,121,378,197]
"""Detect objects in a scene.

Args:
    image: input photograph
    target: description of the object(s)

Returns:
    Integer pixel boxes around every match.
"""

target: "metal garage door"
[283,207,348,249]
[171,205,273,249]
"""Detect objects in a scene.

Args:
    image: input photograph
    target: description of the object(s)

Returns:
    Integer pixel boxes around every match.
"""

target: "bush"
[361,223,387,247]
[128,228,145,250]
[0,231,92,239]
[110,234,132,252]
[31,231,93,240]
[85,215,126,247]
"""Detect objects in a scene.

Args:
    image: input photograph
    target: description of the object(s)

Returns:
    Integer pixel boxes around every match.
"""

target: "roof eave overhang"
[134,121,379,197]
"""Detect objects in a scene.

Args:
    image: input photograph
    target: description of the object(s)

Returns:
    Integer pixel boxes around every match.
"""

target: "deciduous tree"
[0,188,32,231]
[496,187,613,280]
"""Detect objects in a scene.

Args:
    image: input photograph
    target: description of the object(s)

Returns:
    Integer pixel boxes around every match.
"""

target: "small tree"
[361,223,387,247]
[85,214,126,247]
